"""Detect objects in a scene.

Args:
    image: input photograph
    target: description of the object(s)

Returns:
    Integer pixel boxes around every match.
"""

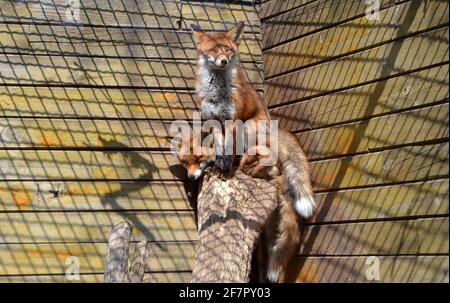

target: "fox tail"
[277,130,315,219]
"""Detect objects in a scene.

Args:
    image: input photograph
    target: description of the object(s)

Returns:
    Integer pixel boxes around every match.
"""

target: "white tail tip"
[295,196,316,218]
[266,269,281,283]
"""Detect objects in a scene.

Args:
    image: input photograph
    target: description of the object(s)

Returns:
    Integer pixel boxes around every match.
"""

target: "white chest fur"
[196,57,236,121]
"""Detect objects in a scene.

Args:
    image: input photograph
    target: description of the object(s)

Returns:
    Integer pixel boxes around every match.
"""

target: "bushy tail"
[277,129,315,218]
[266,175,302,282]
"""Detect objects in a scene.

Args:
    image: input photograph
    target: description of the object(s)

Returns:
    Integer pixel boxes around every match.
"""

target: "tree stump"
[104,220,150,283]
[192,170,278,282]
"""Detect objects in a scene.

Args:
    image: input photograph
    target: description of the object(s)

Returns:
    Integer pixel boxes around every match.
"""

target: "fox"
[239,129,312,282]
[192,22,269,123]
[191,22,315,219]
[176,133,215,181]
[191,21,270,174]
[189,22,316,281]
[177,131,310,282]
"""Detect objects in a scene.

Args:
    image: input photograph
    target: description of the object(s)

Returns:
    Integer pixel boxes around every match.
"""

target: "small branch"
[104,220,153,283]
[129,241,148,283]
[104,220,132,283]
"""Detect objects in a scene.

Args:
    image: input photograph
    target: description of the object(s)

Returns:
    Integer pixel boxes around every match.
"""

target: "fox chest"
[201,100,236,121]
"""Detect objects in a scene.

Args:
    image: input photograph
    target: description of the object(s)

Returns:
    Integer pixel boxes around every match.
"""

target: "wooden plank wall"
[261,0,449,282]
[0,0,262,282]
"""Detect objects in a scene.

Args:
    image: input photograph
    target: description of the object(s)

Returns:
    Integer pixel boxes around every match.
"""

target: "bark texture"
[192,171,277,282]
[104,220,149,283]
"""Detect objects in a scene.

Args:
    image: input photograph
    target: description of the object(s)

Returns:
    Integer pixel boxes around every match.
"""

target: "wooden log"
[129,241,148,283]
[104,221,132,283]
[104,220,151,283]
[191,171,277,282]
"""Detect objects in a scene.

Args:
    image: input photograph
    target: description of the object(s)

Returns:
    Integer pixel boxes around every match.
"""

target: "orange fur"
[191,23,314,282]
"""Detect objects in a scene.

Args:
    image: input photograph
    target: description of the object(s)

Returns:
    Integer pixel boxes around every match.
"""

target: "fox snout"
[187,166,203,181]
[208,54,231,68]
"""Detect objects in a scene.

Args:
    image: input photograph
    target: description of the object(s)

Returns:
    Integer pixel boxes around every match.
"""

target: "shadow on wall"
[262,0,448,282]
[0,0,263,282]
[0,0,447,283]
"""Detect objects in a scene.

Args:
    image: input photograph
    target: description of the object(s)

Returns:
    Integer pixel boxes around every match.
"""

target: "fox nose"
[220,59,228,66]
[188,175,196,181]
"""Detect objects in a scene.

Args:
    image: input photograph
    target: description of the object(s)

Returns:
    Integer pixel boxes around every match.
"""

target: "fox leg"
[213,122,238,175]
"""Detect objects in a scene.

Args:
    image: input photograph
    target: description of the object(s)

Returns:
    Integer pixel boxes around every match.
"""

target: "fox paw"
[214,155,233,174]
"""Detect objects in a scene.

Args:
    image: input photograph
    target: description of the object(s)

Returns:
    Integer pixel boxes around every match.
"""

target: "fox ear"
[191,24,205,44]
[226,21,244,44]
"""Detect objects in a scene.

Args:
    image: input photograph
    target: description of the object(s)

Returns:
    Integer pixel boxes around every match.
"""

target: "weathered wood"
[0,212,197,243]
[310,142,449,190]
[0,272,192,283]
[181,1,260,33]
[0,26,261,62]
[300,217,449,255]
[260,0,449,284]
[0,0,181,28]
[104,221,151,283]
[0,181,190,211]
[285,255,449,282]
[192,171,277,282]
[299,103,449,160]
[0,118,177,149]
[262,0,396,49]
[271,64,449,132]
[0,180,448,222]
[104,221,133,283]
[0,241,195,275]
[260,0,314,20]
[264,0,449,77]
[312,179,449,223]
[129,241,149,283]
[0,87,198,119]
[266,26,449,107]
[1,143,447,191]
[0,55,263,88]
[0,150,180,180]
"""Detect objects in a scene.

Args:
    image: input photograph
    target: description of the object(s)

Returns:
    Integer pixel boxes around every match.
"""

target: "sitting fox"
[177,22,316,282]
[191,21,315,218]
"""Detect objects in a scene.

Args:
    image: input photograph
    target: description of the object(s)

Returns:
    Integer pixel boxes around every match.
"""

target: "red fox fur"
[179,22,316,282]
